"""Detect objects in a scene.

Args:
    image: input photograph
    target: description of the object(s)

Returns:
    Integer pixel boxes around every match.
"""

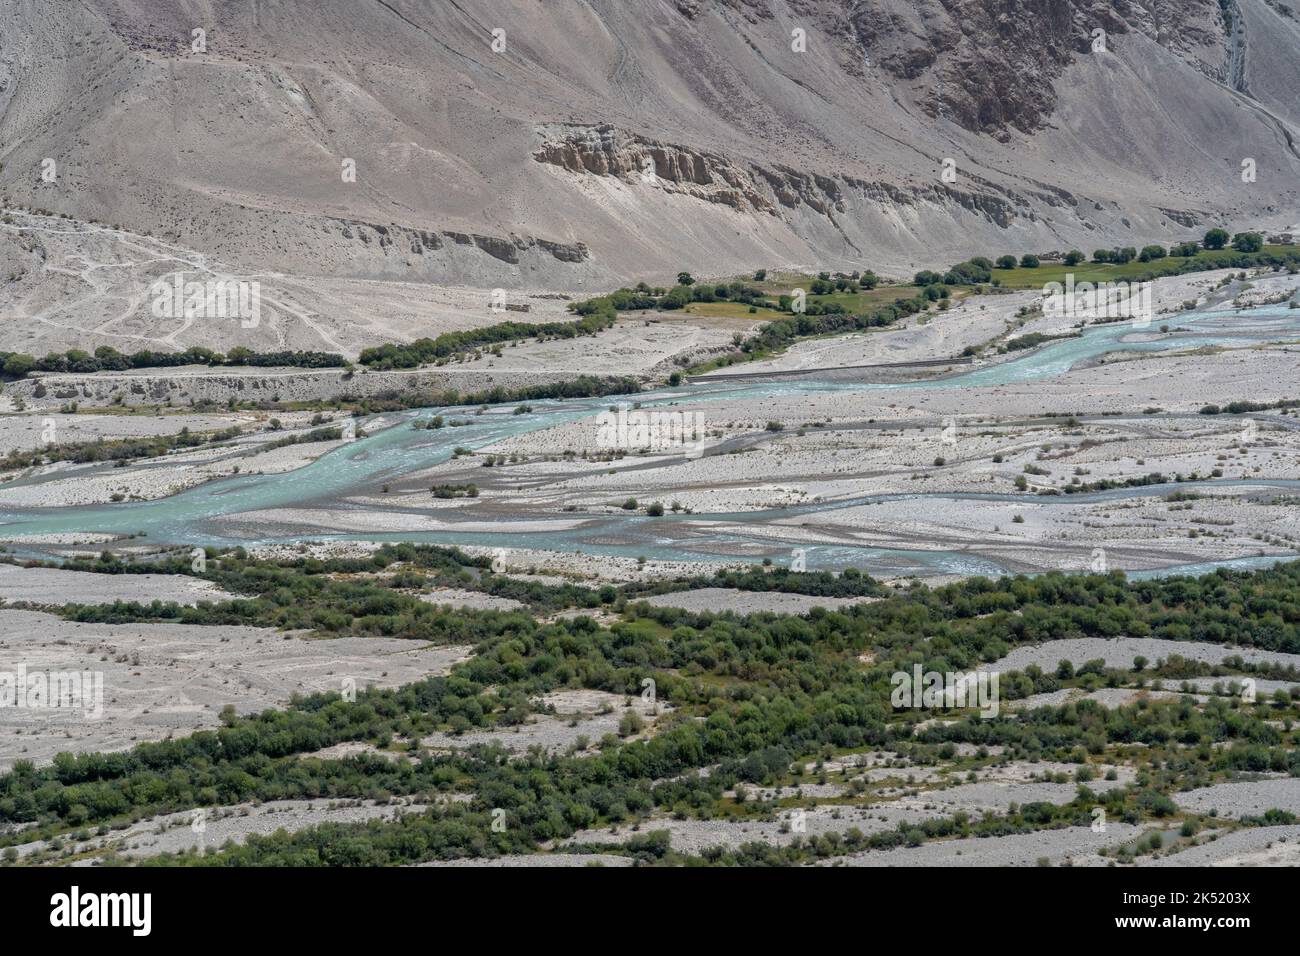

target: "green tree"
[1231,232,1263,253]
[1203,228,1229,250]
[1,353,35,379]
[658,285,693,310]
[618,710,645,737]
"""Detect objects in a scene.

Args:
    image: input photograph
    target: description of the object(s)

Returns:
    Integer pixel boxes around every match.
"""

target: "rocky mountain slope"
[1,0,1297,296]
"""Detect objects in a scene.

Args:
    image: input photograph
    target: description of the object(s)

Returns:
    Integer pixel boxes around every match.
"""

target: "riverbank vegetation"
[2,548,1298,866]
[0,346,347,381]
[984,233,1298,290]
[357,313,617,371]
[0,425,244,472]
[557,228,1298,382]
[0,424,348,476]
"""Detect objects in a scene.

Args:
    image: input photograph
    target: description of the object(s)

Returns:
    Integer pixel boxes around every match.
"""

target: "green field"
[683,272,959,320]
[990,246,1294,289]
[700,247,1295,307]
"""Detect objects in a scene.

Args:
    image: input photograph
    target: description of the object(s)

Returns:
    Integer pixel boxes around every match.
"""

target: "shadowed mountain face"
[1,0,1298,291]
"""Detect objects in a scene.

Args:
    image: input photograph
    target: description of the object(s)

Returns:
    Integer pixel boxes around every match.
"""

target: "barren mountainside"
[1,0,1298,291]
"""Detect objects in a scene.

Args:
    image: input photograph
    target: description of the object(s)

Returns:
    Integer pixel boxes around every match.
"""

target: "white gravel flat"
[1147,825,1300,866]
[818,823,1141,867]
[987,638,1300,673]
[638,587,872,614]
[565,804,937,855]
[1173,778,1300,819]
[420,690,669,755]
[0,609,472,768]
[0,563,235,606]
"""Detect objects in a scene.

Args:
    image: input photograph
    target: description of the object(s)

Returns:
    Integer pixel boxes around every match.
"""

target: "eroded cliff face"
[534,124,1054,231]
[535,125,780,214]
[328,218,588,266]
